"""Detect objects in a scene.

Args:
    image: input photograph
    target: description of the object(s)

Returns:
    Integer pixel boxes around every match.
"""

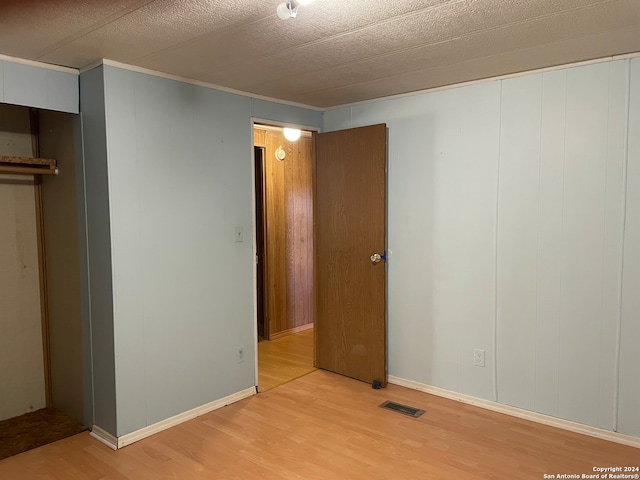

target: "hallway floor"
[257,327,315,392]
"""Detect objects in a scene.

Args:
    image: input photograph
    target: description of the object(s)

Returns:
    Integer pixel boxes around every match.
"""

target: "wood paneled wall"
[255,127,313,338]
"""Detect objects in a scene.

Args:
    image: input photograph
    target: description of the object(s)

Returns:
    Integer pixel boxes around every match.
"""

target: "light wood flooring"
[257,327,315,392]
[0,370,637,479]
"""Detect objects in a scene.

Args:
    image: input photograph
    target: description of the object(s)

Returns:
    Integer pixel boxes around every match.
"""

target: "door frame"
[250,118,320,388]
[254,145,267,341]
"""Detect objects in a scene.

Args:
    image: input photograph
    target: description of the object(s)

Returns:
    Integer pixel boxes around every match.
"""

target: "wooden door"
[314,124,387,386]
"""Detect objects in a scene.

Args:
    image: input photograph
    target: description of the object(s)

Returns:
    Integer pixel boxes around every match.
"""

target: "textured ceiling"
[1,0,640,107]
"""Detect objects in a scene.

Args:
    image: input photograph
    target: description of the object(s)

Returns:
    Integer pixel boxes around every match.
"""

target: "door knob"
[370,253,382,264]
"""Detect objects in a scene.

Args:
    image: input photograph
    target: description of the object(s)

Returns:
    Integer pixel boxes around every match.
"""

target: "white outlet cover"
[474,349,485,367]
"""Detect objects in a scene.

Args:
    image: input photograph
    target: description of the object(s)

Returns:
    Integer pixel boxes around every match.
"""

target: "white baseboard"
[91,386,257,450]
[118,386,257,448]
[90,426,118,450]
[388,375,640,449]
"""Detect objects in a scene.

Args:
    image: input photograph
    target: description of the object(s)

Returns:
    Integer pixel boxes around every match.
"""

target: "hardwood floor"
[0,370,637,479]
[258,327,315,392]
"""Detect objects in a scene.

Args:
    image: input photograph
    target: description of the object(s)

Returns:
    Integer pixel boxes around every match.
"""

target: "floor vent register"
[379,400,425,418]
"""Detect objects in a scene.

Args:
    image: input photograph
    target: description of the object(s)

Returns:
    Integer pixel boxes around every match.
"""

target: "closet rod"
[0,165,58,175]
[0,155,58,175]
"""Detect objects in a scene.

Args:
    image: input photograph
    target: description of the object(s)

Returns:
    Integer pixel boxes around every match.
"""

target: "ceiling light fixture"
[276,0,313,20]
[276,0,298,19]
[283,128,301,141]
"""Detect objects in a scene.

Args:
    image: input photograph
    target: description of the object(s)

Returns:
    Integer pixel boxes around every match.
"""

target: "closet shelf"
[0,155,58,175]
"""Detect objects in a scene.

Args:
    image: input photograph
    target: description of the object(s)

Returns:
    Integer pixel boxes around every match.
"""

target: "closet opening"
[0,104,85,460]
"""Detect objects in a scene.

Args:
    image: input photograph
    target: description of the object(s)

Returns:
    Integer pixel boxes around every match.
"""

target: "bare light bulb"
[276,2,291,19]
[276,1,298,19]
[283,128,301,141]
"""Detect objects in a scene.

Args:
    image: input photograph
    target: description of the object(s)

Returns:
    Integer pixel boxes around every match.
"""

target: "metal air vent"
[379,400,425,418]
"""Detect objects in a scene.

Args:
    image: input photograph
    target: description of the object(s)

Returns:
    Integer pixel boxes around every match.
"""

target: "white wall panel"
[324,57,639,439]
[453,82,500,401]
[3,61,47,112]
[558,63,612,427]
[382,95,444,388]
[389,90,467,391]
[79,66,117,435]
[496,74,542,410]
[597,60,628,430]
[252,98,322,129]
[335,83,500,400]
[396,89,464,393]
[1,59,78,114]
[534,69,566,418]
[104,66,257,435]
[322,107,352,131]
[619,58,640,438]
[97,65,322,437]
[104,66,147,435]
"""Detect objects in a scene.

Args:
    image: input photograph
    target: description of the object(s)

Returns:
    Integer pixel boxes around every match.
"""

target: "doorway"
[253,124,315,391]
[253,122,388,391]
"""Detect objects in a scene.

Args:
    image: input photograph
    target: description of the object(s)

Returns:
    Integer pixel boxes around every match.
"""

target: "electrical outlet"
[474,349,485,367]
[237,346,245,363]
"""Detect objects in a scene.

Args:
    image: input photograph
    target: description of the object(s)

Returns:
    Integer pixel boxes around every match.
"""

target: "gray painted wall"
[1,54,324,437]
[324,58,640,438]
[82,64,322,436]
[0,58,78,114]
[620,58,640,437]
[79,66,117,435]
[251,98,322,128]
